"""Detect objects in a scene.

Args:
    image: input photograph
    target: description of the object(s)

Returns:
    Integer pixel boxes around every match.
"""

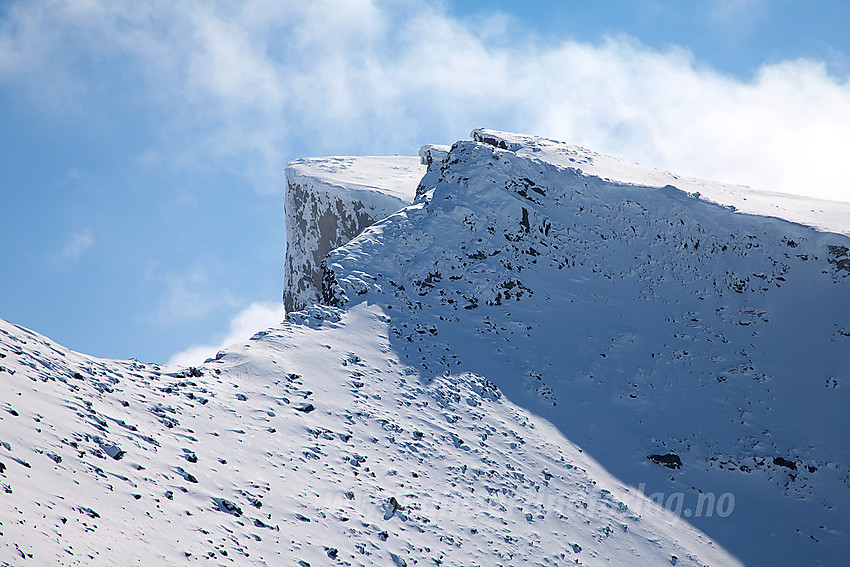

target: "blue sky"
[1,0,849,364]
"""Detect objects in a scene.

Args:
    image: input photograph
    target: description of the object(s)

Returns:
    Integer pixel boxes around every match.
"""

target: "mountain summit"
[2,130,848,566]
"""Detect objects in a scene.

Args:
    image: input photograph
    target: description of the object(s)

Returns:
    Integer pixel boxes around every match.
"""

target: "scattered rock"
[648,453,682,469]
[76,506,100,519]
[389,496,403,512]
[176,467,198,483]
[100,442,125,460]
[213,498,242,516]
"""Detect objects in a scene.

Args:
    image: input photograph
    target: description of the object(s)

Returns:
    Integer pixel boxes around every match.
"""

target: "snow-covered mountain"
[322,129,850,566]
[3,129,848,566]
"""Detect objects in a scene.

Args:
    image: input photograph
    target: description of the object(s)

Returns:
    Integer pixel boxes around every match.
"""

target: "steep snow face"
[324,131,850,566]
[284,156,423,312]
[0,311,739,566]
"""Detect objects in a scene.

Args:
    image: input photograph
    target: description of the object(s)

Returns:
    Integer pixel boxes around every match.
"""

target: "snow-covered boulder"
[283,156,424,312]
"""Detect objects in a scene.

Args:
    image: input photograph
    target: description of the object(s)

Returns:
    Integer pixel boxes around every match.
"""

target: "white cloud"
[148,261,242,325]
[168,301,282,366]
[58,228,94,262]
[703,0,767,35]
[2,0,849,202]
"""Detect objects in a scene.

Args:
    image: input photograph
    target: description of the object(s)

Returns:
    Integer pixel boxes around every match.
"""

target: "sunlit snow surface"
[0,309,734,566]
[286,156,424,203]
[3,129,849,566]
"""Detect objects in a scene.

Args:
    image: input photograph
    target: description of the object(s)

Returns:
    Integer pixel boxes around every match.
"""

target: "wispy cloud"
[147,261,241,325]
[2,0,849,201]
[703,0,767,33]
[168,301,282,366]
[58,228,94,262]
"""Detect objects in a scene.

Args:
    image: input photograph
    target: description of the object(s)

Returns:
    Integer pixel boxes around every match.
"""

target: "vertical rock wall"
[283,156,425,312]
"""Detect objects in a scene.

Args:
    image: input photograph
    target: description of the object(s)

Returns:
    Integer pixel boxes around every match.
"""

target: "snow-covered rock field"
[0,306,736,566]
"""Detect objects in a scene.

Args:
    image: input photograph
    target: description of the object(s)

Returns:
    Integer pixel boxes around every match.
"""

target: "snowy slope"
[0,310,737,566]
[284,156,423,312]
[323,130,850,566]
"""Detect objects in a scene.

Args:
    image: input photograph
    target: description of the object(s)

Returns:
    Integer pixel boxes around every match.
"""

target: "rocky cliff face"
[283,156,423,312]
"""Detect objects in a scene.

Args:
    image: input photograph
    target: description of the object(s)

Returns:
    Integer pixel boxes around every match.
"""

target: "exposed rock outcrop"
[283,156,423,312]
